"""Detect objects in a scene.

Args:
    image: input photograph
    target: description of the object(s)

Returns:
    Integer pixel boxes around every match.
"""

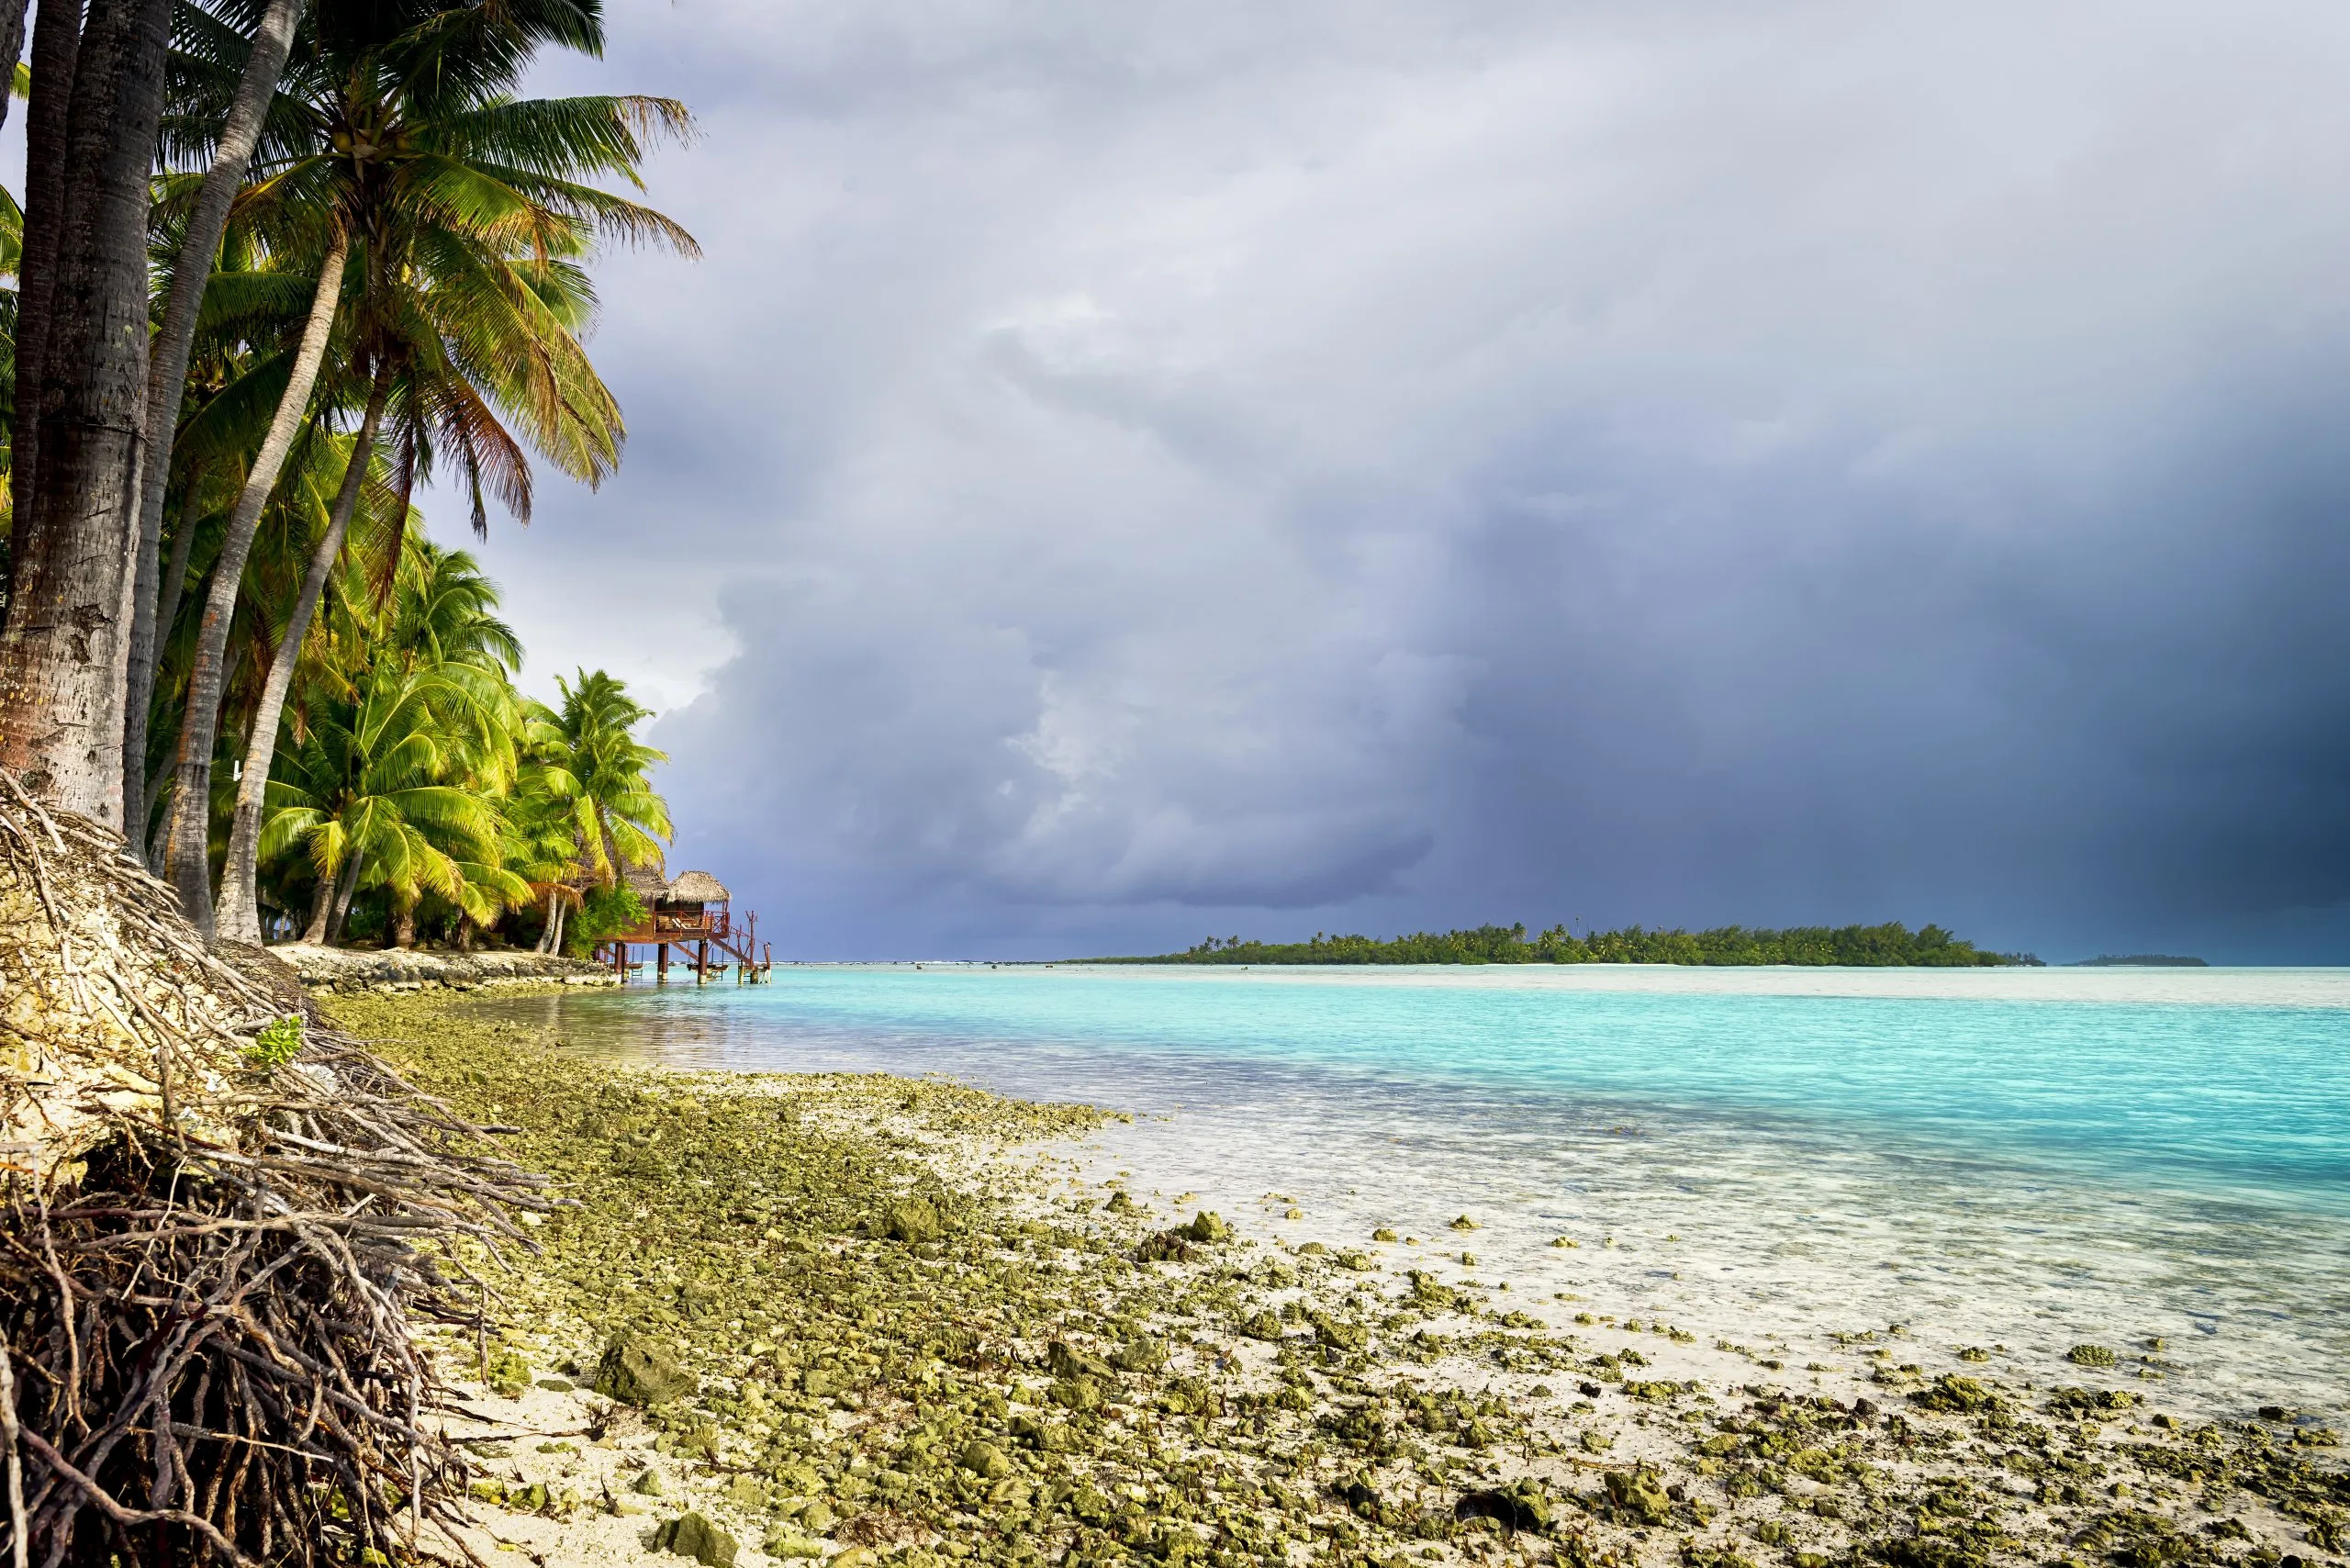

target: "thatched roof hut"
[664,869,729,906]
[621,860,670,906]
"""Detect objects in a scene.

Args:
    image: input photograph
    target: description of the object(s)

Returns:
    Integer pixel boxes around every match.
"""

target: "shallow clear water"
[458,964,2350,1417]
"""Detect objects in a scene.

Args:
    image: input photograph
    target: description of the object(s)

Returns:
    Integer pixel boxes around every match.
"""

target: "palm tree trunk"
[135,480,207,862]
[162,229,349,935]
[325,850,364,945]
[215,371,391,945]
[390,902,415,949]
[0,2,28,138]
[301,856,340,944]
[550,897,567,955]
[146,782,173,869]
[5,0,79,564]
[123,0,308,840]
[152,478,205,670]
[534,887,559,952]
[0,0,175,827]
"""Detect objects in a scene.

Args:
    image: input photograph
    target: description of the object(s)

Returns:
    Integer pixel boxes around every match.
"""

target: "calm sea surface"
[457,964,2350,1418]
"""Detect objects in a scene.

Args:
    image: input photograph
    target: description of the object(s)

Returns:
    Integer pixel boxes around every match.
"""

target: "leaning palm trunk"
[140,482,207,866]
[0,0,176,827]
[215,370,391,946]
[326,850,364,944]
[152,479,207,687]
[302,867,335,942]
[303,848,362,946]
[123,0,309,838]
[162,229,350,937]
[533,886,560,952]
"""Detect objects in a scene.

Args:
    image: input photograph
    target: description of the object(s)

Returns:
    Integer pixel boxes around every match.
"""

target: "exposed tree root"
[0,773,549,1565]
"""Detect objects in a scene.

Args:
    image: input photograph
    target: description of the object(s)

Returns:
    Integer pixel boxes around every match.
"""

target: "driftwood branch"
[0,780,538,1565]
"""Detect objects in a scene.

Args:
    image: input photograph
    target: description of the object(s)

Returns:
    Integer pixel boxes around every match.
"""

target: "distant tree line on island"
[1095,921,2042,968]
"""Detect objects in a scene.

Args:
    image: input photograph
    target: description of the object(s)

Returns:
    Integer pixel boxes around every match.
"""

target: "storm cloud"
[469,0,2350,959]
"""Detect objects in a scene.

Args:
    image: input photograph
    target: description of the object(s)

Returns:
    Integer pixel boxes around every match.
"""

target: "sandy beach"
[330,988,2348,1568]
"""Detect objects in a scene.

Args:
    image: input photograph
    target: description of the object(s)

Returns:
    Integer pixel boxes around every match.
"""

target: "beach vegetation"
[1102,920,2037,967]
[0,0,695,952]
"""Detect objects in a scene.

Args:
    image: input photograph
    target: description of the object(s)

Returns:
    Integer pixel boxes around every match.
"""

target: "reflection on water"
[453,964,2350,1418]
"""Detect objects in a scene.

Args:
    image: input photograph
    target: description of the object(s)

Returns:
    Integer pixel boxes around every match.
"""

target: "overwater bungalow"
[596,863,773,981]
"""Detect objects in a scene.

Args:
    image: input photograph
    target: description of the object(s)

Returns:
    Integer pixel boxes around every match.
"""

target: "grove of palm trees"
[0,0,694,1559]
[0,0,692,955]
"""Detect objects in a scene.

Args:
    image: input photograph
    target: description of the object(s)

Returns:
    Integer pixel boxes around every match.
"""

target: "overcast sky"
[456,0,2350,961]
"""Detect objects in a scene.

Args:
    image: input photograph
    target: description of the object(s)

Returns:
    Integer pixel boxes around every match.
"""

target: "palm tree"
[522,668,670,951]
[162,227,350,913]
[0,0,175,826]
[121,0,308,835]
[502,760,589,952]
[176,0,695,939]
[261,655,523,946]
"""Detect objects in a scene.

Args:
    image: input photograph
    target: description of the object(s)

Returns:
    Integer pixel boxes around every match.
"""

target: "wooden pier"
[591,868,775,983]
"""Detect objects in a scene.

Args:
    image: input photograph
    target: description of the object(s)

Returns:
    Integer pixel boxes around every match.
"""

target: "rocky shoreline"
[329,990,2347,1568]
[275,940,618,993]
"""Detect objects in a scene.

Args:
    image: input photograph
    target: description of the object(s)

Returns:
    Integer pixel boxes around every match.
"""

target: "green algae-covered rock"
[1049,1377,1102,1411]
[1009,1412,1069,1451]
[1312,1312,1368,1352]
[1602,1469,1671,1527]
[764,1535,827,1560]
[1181,1210,1230,1243]
[486,1347,531,1398]
[878,1196,943,1242]
[1133,1229,1193,1263]
[653,1511,740,1567]
[958,1440,1013,1479]
[1458,1478,1553,1532]
[595,1336,696,1406]
[1047,1340,1116,1381]
[2047,1385,2140,1417]
[1111,1336,1167,1372]
[2067,1343,2118,1367]
[1239,1309,1282,1341]
[1910,1374,2001,1415]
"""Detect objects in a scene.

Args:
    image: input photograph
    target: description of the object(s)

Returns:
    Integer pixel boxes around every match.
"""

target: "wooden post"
[699,937,711,982]
[657,942,669,983]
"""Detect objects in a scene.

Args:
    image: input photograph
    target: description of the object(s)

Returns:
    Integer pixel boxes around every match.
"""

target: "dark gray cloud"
[466,0,2350,959]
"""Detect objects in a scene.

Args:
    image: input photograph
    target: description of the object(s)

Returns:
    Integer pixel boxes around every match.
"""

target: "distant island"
[1091,921,2042,967]
[2067,954,2209,967]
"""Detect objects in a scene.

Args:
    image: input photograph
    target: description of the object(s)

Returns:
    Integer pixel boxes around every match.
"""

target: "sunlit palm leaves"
[526,666,671,890]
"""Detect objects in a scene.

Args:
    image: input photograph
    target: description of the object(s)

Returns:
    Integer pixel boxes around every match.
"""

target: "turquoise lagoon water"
[463,964,2350,1417]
